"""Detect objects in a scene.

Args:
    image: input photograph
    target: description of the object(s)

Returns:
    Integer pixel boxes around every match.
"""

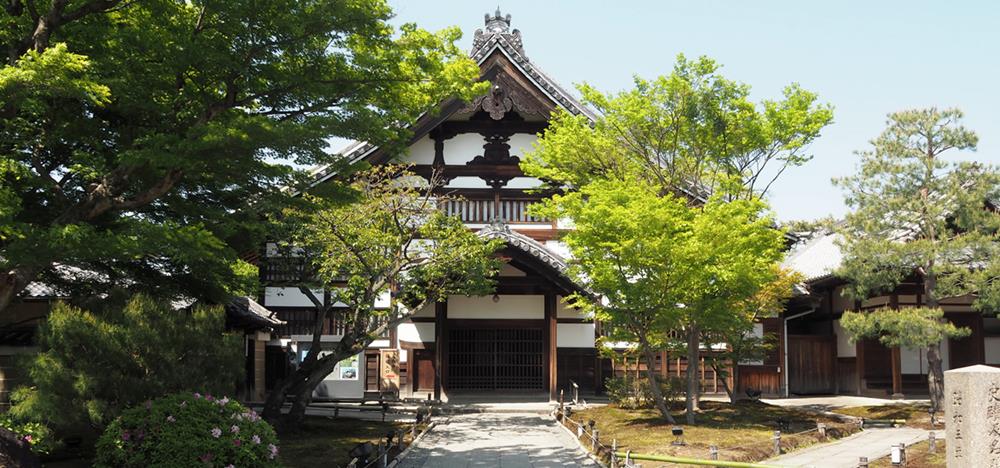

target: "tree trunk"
[923,268,944,415]
[638,339,676,424]
[711,360,737,404]
[685,324,700,424]
[926,342,945,415]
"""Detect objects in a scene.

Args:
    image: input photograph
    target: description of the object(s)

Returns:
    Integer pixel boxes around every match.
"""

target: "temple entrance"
[447,326,544,391]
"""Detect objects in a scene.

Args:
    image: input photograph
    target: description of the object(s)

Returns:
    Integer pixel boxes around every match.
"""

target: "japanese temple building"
[259,10,599,401]
[250,10,1000,402]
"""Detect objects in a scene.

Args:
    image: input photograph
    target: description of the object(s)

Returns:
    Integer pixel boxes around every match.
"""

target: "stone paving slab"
[395,413,598,468]
[765,427,929,468]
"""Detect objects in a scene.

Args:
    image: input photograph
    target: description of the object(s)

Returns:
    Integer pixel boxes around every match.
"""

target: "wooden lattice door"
[448,327,544,391]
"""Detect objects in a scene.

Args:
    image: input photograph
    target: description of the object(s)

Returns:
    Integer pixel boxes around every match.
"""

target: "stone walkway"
[395,413,599,468]
[765,427,930,468]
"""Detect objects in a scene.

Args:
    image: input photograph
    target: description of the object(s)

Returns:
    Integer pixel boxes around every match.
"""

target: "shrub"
[95,392,280,468]
[605,376,684,409]
[0,412,55,455]
[10,295,243,431]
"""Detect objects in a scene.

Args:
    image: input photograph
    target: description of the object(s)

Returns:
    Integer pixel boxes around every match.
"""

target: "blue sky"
[388,0,1000,222]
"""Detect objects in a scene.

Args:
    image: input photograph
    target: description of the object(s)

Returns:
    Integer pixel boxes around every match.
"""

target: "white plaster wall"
[901,347,924,374]
[264,287,325,308]
[398,322,435,344]
[556,296,587,319]
[401,135,435,164]
[374,291,391,309]
[508,133,537,157]
[446,176,490,189]
[985,337,1000,364]
[833,319,856,357]
[504,177,543,189]
[448,295,543,319]
[444,134,485,165]
[557,323,595,348]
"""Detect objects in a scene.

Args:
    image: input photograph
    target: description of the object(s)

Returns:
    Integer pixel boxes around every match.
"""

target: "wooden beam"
[545,293,558,400]
[434,301,447,401]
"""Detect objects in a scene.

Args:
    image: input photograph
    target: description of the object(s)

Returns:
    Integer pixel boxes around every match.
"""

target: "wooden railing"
[274,309,390,338]
[275,309,345,336]
[442,197,546,224]
[260,257,309,283]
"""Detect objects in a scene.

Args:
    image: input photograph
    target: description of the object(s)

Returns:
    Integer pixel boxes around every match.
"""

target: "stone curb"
[387,421,437,468]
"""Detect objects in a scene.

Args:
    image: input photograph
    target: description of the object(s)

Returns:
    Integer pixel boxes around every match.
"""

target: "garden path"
[394,412,598,468]
[765,427,930,467]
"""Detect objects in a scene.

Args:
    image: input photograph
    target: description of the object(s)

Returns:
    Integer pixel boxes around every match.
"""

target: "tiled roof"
[782,232,844,283]
[305,10,597,187]
[478,222,570,274]
[225,296,285,329]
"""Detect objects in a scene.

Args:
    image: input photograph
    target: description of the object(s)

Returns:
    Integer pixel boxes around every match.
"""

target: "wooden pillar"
[594,319,603,394]
[660,350,669,378]
[434,300,447,401]
[891,346,903,398]
[545,293,558,400]
[253,334,266,402]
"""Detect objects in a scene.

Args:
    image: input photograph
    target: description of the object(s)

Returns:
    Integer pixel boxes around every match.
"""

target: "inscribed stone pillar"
[945,364,1000,466]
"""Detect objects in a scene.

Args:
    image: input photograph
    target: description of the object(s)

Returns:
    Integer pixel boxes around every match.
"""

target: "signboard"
[380,349,400,392]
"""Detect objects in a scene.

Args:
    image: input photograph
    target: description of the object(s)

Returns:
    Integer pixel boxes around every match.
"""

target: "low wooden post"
[334,406,339,417]
[859,456,869,468]
[817,422,827,440]
[895,442,906,466]
[411,421,418,439]
[559,389,565,420]
[928,431,937,453]
[592,429,600,452]
[709,445,719,460]
[773,431,781,456]
[610,439,618,468]
[577,420,584,438]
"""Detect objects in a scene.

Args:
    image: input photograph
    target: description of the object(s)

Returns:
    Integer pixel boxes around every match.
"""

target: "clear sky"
[387,0,1000,222]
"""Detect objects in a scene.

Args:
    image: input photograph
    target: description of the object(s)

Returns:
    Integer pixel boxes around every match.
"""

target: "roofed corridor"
[395,413,598,468]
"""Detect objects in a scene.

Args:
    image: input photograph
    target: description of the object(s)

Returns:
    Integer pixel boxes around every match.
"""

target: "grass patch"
[566,400,858,464]
[277,417,415,468]
[869,439,945,468]
[833,403,940,430]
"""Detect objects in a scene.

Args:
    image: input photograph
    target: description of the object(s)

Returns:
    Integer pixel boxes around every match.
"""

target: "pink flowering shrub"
[94,392,280,467]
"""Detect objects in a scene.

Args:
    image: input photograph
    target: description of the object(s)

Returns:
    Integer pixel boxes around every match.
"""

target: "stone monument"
[945,364,1000,466]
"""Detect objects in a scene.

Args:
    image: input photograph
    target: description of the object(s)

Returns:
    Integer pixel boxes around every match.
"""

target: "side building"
[778,232,999,397]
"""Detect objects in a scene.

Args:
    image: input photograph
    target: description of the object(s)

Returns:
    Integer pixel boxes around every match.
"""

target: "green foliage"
[0,0,485,311]
[292,166,503,318]
[10,295,243,431]
[834,108,1000,303]
[834,107,1000,410]
[0,412,56,455]
[94,392,280,468]
[841,307,970,349]
[604,376,684,410]
[523,54,833,201]
[263,166,502,423]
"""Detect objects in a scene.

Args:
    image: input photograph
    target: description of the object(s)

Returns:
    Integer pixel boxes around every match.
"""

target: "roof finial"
[472,8,525,58]
[484,8,511,33]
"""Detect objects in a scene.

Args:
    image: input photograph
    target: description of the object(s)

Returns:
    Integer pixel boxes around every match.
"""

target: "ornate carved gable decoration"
[463,71,548,121]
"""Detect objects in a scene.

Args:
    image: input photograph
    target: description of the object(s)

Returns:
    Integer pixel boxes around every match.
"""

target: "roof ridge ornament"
[473,9,525,58]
